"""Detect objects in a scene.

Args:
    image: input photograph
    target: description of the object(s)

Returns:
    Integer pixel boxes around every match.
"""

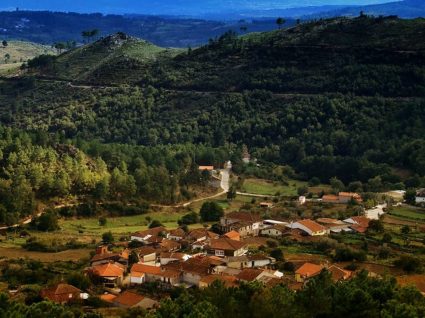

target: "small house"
[113,291,158,309]
[40,284,85,304]
[290,219,327,236]
[295,263,324,283]
[207,238,248,257]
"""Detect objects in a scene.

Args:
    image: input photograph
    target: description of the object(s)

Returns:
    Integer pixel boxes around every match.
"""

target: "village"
[18,155,425,313]
[36,189,389,310]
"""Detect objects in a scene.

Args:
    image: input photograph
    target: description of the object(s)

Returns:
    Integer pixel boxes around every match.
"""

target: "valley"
[0,12,424,318]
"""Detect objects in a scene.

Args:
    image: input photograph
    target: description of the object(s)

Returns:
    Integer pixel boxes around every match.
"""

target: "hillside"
[2,16,424,186]
[33,16,425,97]
[0,40,55,75]
[312,0,425,19]
[35,33,181,82]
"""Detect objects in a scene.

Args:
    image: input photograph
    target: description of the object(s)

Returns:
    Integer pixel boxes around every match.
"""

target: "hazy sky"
[0,0,395,14]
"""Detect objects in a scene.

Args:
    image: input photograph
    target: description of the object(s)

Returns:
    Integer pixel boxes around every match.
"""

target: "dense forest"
[1,80,424,185]
[30,16,425,97]
[0,124,231,224]
[1,16,425,222]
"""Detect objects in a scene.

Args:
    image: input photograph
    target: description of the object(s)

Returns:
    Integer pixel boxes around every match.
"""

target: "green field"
[389,206,425,221]
[59,211,190,236]
[241,178,307,196]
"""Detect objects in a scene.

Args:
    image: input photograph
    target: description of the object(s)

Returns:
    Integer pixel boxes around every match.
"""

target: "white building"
[416,189,425,205]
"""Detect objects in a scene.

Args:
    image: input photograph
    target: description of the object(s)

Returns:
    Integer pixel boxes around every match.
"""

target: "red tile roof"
[160,239,181,251]
[91,262,125,277]
[224,231,240,240]
[135,246,158,256]
[350,216,370,228]
[188,228,219,240]
[100,294,117,303]
[296,263,324,278]
[160,252,187,260]
[132,227,168,238]
[200,275,238,287]
[169,228,186,237]
[114,291,145,307]
[236,269,264,282]
[339,192,362,201]
[322,195,339,202]
[209,238,247,251]
[41,284,81,302]
[328,265,352,281]
[199,166,214,171]
[225,212,262,223]
[296,219,326,233]
[131,264,161,275]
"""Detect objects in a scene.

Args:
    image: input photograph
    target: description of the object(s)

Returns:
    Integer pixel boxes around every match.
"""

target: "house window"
[215,250,225,257]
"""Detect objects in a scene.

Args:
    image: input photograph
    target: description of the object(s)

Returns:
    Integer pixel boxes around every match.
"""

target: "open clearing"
[241,178,307,196]
[0,246,90,262]
[388,206,425,221]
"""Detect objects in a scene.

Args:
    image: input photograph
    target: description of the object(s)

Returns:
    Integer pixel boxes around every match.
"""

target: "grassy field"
[59,211,190,236]
[0,41,55,76]
[0,246,90,262]
[241,178,307,196]
[389,206,425,221]
[0,41,55,63]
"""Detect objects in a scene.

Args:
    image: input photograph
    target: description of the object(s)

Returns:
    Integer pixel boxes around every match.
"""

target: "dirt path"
[236,192,276,198]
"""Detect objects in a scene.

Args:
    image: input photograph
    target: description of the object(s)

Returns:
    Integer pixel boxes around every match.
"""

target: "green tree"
[330,177,345,193]
[404,189,417,205]
[368,219,384,233]
[227,186,237,201]
[35,211,59,232]
[54,42,66,54]
[67,272,91,290]
[276,17,286,29]
[200,201,224,222]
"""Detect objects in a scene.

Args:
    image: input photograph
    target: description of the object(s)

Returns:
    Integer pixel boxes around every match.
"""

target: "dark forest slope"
[32,16,425,97]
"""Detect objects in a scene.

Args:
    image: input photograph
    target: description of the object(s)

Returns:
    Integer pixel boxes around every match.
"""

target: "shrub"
[102,231,114,243]
[99,216,107,226]
[149,220,163,228]
[394,256,423,273]
[178,212,200,225]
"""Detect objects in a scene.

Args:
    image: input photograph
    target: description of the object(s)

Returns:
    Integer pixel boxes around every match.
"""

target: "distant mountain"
[0,1,390,18]
[307,0,425,19]
[0,11,291,47]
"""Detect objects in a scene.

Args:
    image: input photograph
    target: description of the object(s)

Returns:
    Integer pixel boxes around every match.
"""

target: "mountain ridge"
[29,16,425,97]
